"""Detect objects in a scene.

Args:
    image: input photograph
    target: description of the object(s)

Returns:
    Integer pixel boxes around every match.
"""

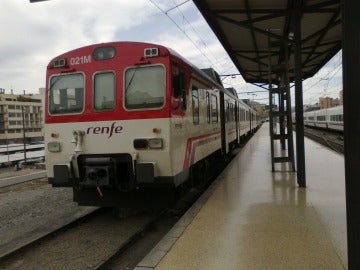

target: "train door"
[219,91,227,155]
[249,109,252,132]
[235,101,240,145]
[172,67,187,114]
[170,64,190,178]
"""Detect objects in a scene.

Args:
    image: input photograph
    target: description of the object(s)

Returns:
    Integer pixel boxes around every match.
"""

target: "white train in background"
[0,150,44,168]
[293,105,343,132]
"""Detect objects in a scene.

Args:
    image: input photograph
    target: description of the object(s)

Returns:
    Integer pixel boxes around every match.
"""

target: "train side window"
[332,114,342,121]
[173,71,186,110]
[229,103,232,122]
[211,94,218,123]
[206,92,210,123]
[225,101,229,122]
[94,72,115,110]
[233,104,236,121]
[230,103,234,122]
[192,87,199,125]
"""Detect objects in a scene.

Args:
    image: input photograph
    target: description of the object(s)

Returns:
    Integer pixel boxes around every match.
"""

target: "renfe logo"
[86,122,123,138]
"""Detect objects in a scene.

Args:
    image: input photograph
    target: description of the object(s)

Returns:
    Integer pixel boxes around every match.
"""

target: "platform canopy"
[193,0,341,86]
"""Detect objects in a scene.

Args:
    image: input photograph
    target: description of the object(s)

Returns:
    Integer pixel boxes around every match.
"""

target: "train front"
[44,42,174,207]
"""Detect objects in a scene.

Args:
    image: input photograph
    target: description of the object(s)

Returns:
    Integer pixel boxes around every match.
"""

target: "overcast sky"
[0,0,342,105]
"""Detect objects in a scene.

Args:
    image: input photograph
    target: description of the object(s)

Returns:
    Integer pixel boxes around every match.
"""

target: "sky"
[0,0,342,105]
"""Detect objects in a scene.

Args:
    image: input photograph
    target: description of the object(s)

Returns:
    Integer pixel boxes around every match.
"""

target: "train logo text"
[86,122,123,138]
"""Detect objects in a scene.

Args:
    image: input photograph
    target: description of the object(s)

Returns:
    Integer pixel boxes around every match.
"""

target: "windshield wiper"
[125,68,138,93]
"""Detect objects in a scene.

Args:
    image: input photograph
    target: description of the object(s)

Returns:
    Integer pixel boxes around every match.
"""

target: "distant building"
[318,90,343,108]
[0,89,44,145]
[253,103,268,119]
[339,90,343,105]
[319,96,341,109]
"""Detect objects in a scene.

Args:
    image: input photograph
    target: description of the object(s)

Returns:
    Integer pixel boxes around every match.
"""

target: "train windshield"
[49,73,84,114]
[124,65,165,110]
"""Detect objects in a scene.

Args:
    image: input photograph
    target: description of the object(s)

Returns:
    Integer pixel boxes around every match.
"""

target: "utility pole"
[21,106,27,163]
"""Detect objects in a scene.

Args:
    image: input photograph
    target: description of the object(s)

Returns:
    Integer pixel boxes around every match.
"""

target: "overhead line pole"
[294,4,306,187]
[342,0,360,268]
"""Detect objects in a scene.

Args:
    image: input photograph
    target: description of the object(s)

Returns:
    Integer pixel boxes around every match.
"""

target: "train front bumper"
[48,158,158,190]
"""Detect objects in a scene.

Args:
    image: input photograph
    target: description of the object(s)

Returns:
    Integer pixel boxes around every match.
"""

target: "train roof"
[304,105,343,115]
[48,41,242,102]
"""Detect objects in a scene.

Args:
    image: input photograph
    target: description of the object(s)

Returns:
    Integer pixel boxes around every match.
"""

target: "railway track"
[0,208,164,270]
[0,170,46,188]
[303,127,344,154]
[0,188,210,270]
[0,208,101,261]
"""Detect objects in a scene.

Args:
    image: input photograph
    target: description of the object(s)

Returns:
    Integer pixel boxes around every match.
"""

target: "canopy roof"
[193,0,341,86]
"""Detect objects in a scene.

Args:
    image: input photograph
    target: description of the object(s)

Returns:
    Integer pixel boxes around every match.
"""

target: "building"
[253,103,268,119]
[319,96,341,109]
[0,89,44,145]
[339,90,343,105]
[318,90,343,109]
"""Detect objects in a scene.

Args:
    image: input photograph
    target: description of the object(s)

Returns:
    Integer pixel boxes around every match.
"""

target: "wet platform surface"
[136,123,347,270]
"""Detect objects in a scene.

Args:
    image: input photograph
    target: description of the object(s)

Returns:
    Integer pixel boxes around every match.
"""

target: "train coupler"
[81,157,113,187]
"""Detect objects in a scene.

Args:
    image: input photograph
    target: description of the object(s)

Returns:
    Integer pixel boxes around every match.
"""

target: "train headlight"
[133,138,164,150]
[93,46,115,60]
[53,58,66,68]
[48,141,61,152]
[144,47,159,58]
[148,138,163,149]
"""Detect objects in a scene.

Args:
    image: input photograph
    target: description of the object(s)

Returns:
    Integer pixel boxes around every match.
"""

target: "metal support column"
[279,91,286,150]
[343,1,360,268]
[294,6,306,187]
[267,34,295,172]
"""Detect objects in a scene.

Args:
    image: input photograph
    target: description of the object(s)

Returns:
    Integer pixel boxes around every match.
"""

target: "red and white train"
[45,41,260,207]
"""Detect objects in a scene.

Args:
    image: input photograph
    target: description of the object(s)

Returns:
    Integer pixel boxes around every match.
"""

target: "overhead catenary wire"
[303,62,342,94]
[165,0,190,14]
[149,0,217,69]
[299,51,343,105]
[148,0,240,79]
[168,0,230,73]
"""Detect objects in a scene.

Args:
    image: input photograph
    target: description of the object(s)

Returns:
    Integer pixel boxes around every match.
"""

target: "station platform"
[135,123,347,270]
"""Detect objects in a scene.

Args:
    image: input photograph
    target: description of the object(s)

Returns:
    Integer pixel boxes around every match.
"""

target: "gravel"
[0,171,159,270]
[0,176,96,258]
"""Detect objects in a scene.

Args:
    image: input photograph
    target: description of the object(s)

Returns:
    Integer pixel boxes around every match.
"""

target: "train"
[45,41,261,208]
[0,143,45,168]
[0,150,44,168]
[292,105,343,132]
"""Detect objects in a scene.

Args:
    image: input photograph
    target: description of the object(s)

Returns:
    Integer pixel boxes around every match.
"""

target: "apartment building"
[0,89,44,145]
